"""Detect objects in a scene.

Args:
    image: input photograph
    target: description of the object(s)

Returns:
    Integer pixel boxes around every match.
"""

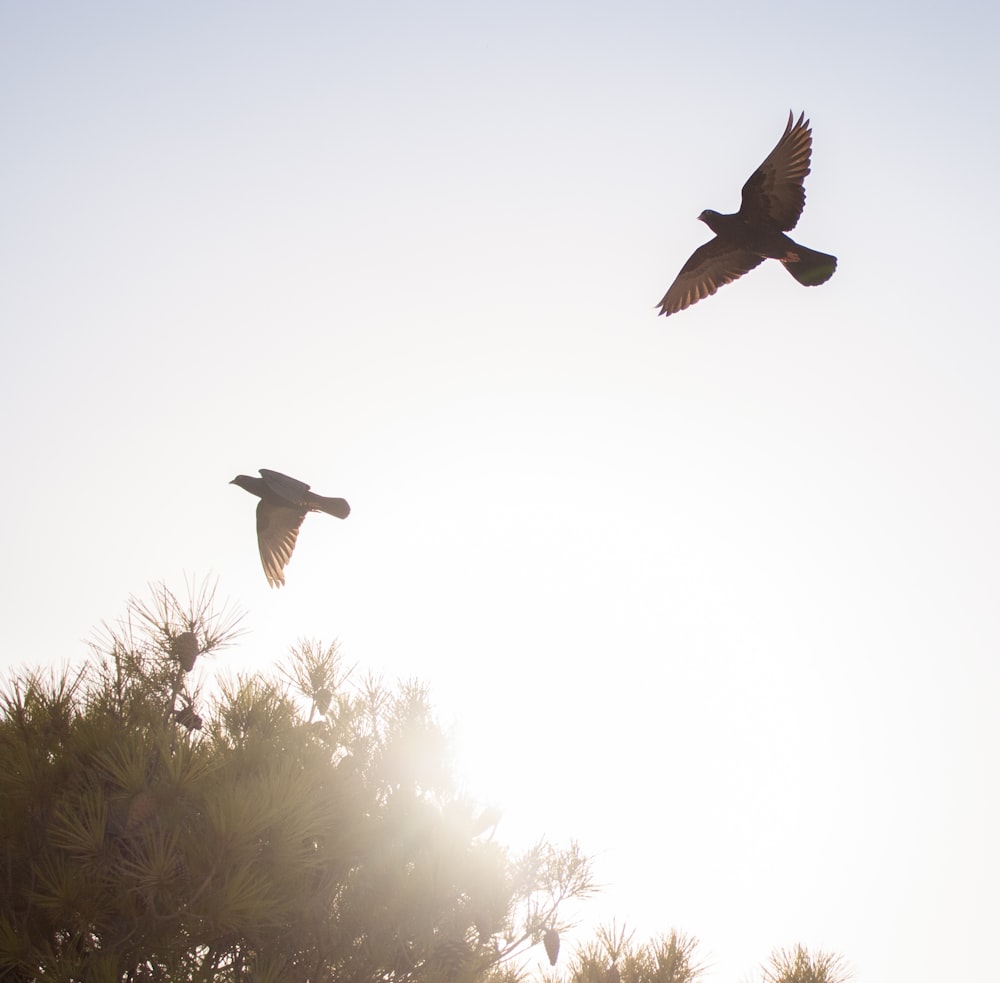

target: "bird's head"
[230,474,256,493]
[698,209,729,236]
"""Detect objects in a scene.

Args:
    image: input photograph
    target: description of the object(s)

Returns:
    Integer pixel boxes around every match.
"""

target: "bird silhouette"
[230,469,350,587]
[657,111,836,316]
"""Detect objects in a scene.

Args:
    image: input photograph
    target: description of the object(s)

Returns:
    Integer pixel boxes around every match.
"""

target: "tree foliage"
[0,583,595,983]
[757,945,850,983]
[551,925,849,983]
[562,924,706,983]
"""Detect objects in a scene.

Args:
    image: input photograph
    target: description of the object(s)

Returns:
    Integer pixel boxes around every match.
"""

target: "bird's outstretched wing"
[260,469,311,508]
[256,500,306,587]
[739,111,812,231]
[657,239,765,316]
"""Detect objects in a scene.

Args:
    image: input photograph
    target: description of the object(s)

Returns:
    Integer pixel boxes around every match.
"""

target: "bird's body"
[657,111,836,317]
[231,469,350,587]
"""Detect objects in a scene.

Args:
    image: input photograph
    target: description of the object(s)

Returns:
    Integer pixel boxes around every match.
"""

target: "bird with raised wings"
[231,469,350,587]
[657,111,836,317]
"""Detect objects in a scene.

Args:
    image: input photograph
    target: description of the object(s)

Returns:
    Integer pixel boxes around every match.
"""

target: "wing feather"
[256,500,307,588]
[739,111,812,231]
[657,239,765,316]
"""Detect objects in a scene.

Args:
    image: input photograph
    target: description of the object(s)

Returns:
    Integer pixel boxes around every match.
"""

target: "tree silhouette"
[555,925,849,983]
[757,945,850,983]
[564,924,706,983]
[0,582,595,983]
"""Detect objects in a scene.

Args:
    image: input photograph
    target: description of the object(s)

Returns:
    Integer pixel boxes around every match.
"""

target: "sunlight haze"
[2,3,998,981]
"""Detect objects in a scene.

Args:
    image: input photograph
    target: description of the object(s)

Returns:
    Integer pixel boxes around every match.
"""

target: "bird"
[230,469,350,587]
[657,111,836,317]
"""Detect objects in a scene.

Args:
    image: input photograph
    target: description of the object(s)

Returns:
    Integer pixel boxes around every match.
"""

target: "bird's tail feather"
[314,495,351,519]
[782,245,837,286]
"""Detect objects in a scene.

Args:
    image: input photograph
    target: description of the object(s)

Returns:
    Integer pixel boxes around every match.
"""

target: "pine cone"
[544,929,560,966]
[175,704,203,731]
[171,631,200,672]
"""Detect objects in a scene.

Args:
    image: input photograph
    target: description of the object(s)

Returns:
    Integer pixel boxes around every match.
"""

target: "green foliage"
[564,924,705,983]
[0,582,595,983]
[553,925,849,983]
[757,945,850,983]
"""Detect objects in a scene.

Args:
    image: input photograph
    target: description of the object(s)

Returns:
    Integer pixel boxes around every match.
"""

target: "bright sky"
[2,3,998,981]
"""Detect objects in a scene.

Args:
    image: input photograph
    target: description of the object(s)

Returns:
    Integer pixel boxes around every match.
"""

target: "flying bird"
[230,469,350,587]
[657,111,837,317]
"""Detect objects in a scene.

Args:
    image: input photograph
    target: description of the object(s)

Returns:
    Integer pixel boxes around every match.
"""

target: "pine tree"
[0,582,595,983]
[758,945,850,983]
[565,924,705,983]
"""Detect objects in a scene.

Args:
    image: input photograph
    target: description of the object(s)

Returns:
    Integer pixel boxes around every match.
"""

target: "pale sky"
[2,3,999,981]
